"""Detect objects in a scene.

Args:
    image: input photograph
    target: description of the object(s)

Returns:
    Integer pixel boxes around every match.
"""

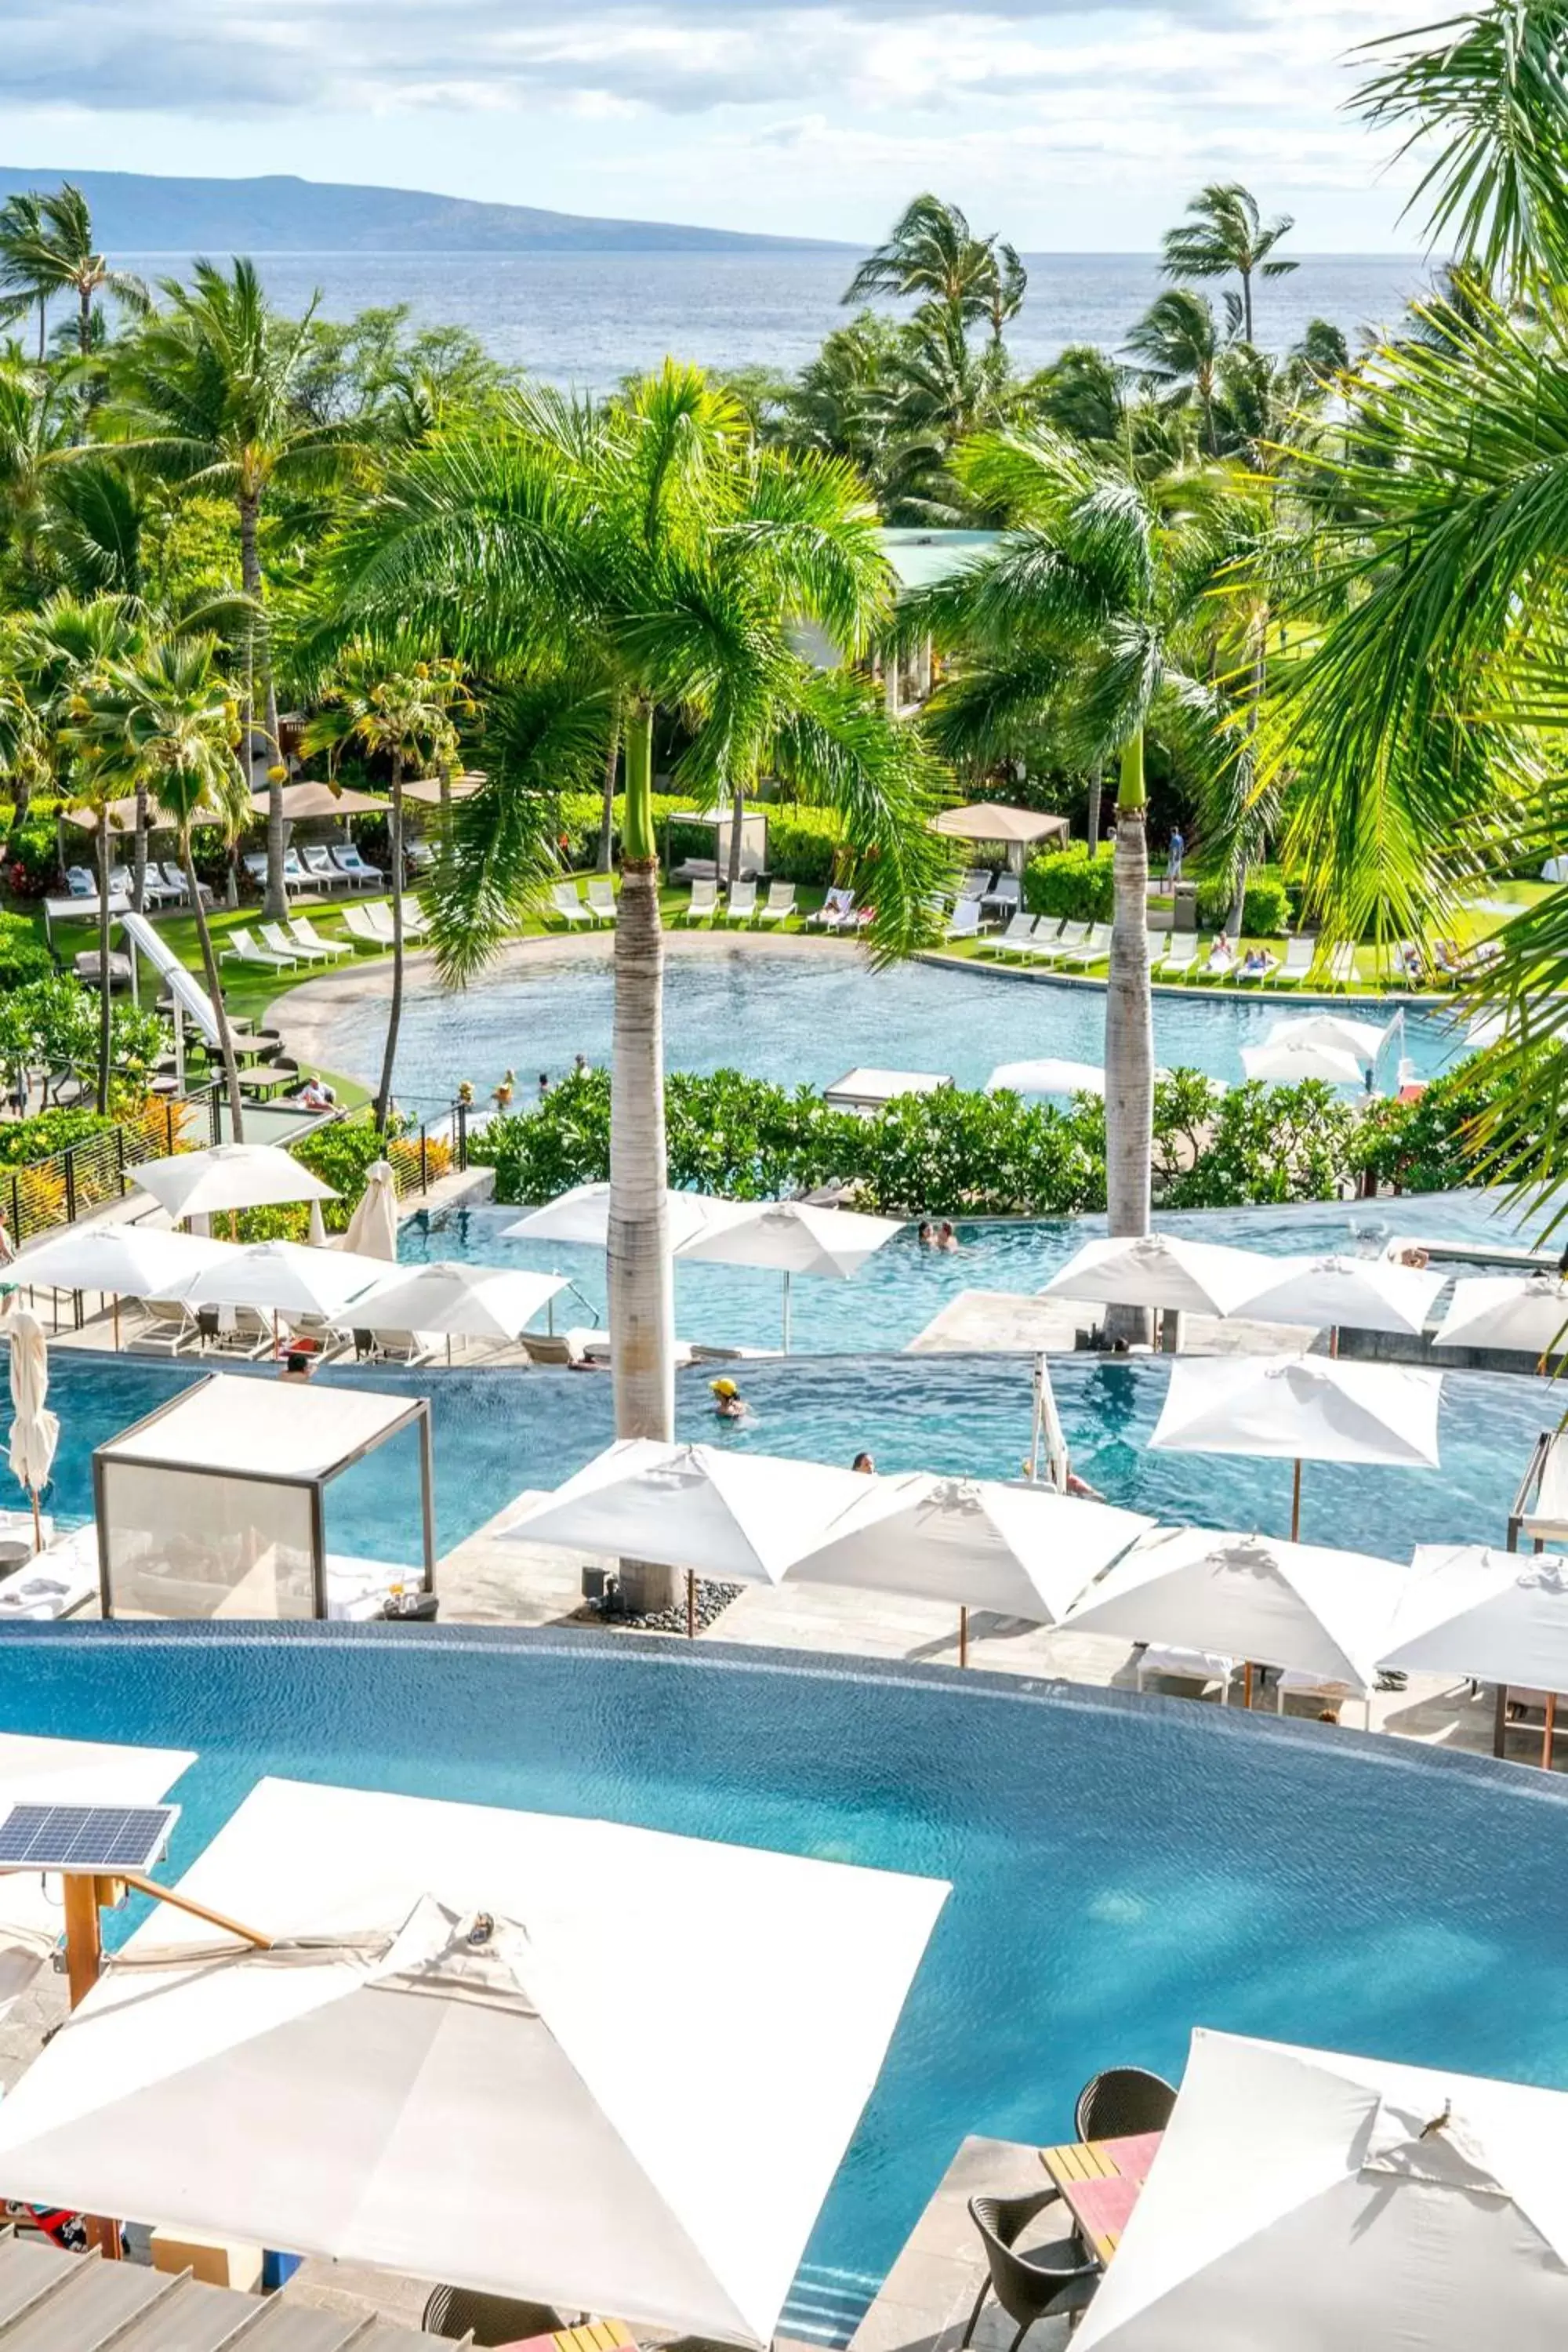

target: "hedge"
[1024,842,1115,924]
[0,912,53,989]
[1194,871,1291,936]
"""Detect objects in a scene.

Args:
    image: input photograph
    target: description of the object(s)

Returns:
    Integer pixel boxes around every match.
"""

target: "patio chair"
[262,920,334,967]
[422,2285,565,2346]
[1201,940,1236,980]
[982,873,1022,920]
[342,903,388,950]
[199,1304,272,1358]
[946,898,984,944]
[808,885,855,931]
[240,1054,301,1101]
[757,881,797,925]
[397,895,430,938]
[64,866,95,898]
[218,927,297,971]
[127,1299,198,1356]
[1155,937,1200,980]
[288,916,349,961]
[1073,2064,1177,2143]
[960,2190,1101,2351]
[241,851,269,888]
[108,864,133,898]
[407,839,436,872]
[680,878,720,924]
[586,875,618,924]
[1058,922,1112,970]
[161,861,208,905]
[353,1328,436,1367]
[1145,931,1171,972]
[1025,920,1085,964]
[1232,949,1278,986]
[984,914,1038,960]
[551,881,593,928]
[332,843,383,888]
[300,844,342,890]
[959,867,993,900]
[1273,935,1317,986]
[723,879,759,924]
[1327,941,1356,989]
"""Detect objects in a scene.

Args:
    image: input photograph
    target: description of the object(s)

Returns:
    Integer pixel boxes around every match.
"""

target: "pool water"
[406,1189,1537,1357]
[310,943,1467,1108]
[11,1343,1554,1563]
[5,1627,1568,2341]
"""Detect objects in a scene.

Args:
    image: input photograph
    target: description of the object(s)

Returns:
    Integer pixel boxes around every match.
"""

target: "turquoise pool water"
[9,1343,1552,1562]
[5,1627,1568,2341]
[310,944,1467,1108]
[405,1189,1537,1356]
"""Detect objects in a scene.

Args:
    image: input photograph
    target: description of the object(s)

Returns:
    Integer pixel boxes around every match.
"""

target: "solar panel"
[0,1802,177,1874]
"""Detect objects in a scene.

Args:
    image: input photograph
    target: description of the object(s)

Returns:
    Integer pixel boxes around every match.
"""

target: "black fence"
[3,1084,222,1247]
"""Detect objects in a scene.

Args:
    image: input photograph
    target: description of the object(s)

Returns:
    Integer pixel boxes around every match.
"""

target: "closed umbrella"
[5,1313,58,1552]
[7,1226,231,1348]
[355,1262,568,1356]
[676,1201,905,1352]
[1151,1353,1443,1540]
[342,1159,400,1261]
[1232,1254,1446,1343]
[1041,1232,1270,1320]
[134,1145,336,1225]
[1240,1037,1365,1086]
[1432,1274,1568,1364]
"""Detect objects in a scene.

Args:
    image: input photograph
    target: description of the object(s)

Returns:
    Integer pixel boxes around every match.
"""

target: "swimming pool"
[303,943,1466,1108]
[5,1625,1568,2341]
[405,1189,1537,1356]
[12,1343,1553,1562]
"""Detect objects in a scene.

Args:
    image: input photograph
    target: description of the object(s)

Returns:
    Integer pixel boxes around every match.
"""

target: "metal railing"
[2,1083,222,1247]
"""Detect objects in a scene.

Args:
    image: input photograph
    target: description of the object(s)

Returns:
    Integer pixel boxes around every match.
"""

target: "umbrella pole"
[686,1570,695,1641]
[60,1874,120,2259]
[959,1605,968,1668]
[1544,1692,1557,1772]
[29,1487,41,1555]
[1290,1459,1302,1543]
[782,1271,791,1356]
[111,1294,119,1351]
[1244,1661,1254,1709]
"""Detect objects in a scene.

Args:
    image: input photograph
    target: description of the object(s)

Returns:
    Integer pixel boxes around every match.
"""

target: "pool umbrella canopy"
[5,1312,57,1549]
[1073,2027,1568,2352]
[1152,1354,1443,1469]
[1261,1012,1388,1066]
[1240,1037,1365,1087]
[1380,1544,1568,1693]
[786,1472,1153,1624]
[988,1059,1106,1098]
[1041,1233,1272,1319]
[355,1261,567,1340]
[1229,1254,1446,1338]
[505,1439,871,1585]
[1432,1275,1568,1358]
[182,1240,396,1321]
[931,803,1069,845]
[1062,1525,1407,1689]
[7,1225,230,1301]
[0,1776,948,2347]
[675,1201,905,1279]
[249,781,387,818]
[342,1157,399,1261]
[503,1182,752,1253]
[133,1145,337,1222]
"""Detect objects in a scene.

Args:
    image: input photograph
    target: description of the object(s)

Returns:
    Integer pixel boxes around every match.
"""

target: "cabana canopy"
[0,1777,949,2347]
[250,780,386,818]
[676,1201,905,1280]
[1381,1544,1568,1694]
[183,1239,394,1321]
[932,803,1069,845]
[1261,1012,1388,1066]
[1074,2028,1568,2350]
[92,1372,434,1619]
[1041,1234,1270,1319]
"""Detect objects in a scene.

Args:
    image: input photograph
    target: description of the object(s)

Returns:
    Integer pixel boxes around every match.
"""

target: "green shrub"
[1024,842,1114,924]
[0,912,52,989]
[3,818,63,902]
[760,808,844,886]
[295,1115,403,1233]
[1194,870,1291,936]
[0,1104,118,1168]
[555,791,701,869]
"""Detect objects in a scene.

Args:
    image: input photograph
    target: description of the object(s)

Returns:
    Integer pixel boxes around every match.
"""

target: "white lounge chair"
[1156,937,1200,978]
[299,844,345,891]
[1327,942,1356,989]
[680,879,720,925]
[64,866,95,898]
[342,903,388,950]
[1273,936,1317,986]
[1136,1644,1237,1702]
[586,877,617,924]
[981,874,1022,921]
[200,1302,273,1358]
[550,883,593,928]
[289,916,349,961]
[396,897,430,939]
[1146,931,1172,972]
[160,861,206,906]
[219,926,297,971]
[809,886,855,931]
[128,1299,198,1356]
[984,914,1038,960]
[1057,922,1113,969]
[958,868,993,901]
[281,849,321,898]
[1202,942,1236,980]
[332,844,383,888]
[724,880,759,924]
[1027,920,1087,964]
[946,899,983,944]
[756,882,797,925]
[0,1527,97,1621]
[1232,949,1279,986]
[263,920,334,967]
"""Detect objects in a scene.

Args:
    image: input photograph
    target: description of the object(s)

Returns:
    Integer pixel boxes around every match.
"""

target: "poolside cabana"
[932,803,1069,873]
[0,1775,948,2346]
[1073,2028,1568,2350]
[92,1372,435,1620]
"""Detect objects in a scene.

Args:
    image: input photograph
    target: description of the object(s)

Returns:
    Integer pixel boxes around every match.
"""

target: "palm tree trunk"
[95,806,113,1115]
[726,782,747,887]
[1241,267,1254,346]
[597,717,620,873]
[1227,613,1269,936]
[1104,731,1154,1346]
[609,699,677,1617]
[184,837,245,1142]
[131,783,148,915]
[374,757,405,1131]
[78,284,92,361]
[238,491,287,921]
[36,298,45,365]
[1085,762,1102,852]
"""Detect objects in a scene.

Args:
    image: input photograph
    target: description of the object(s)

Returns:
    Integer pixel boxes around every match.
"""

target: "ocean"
[116,246,1432,390]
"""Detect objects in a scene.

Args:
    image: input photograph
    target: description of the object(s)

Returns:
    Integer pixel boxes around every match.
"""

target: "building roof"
[877,530,1004,593]
[97,1374,419,1483]
[0,2234,449,2350]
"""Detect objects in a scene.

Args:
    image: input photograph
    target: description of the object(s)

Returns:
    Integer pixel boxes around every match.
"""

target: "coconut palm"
[1161,183,1297,346]
[105,258,358,918]
[0,197,49,360]
[303,653,471,1128]
[844,195,1009,333]
[899,432,1227,1330]
[0,184,148,364]
[1127,289,1226,456]
[319,366,946,1604]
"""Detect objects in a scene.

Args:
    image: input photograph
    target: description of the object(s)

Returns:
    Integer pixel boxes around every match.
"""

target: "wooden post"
[959,1605,969,1668]
[1243,1661,1254,1710]
[686,1570,695,1641]
[60,1874,121,2260]
[1290,1459,1303,1544]
[1544,1691,1557,1773]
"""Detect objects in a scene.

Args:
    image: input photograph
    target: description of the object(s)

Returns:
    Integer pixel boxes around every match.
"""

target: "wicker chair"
[960,2189,1101,2351]
[1073,2065,1177,2144]
[421,2284,564,2345]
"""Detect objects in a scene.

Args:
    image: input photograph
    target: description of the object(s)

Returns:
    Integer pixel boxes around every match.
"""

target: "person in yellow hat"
[710,1377,747,1421]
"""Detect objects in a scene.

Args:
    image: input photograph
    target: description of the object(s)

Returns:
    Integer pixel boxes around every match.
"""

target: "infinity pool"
[10,1343,1552,1561]
[4,1628,1568,2340]
[307,944,1466,1108]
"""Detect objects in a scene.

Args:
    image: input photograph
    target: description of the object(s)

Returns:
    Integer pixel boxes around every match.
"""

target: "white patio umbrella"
[503,1181,751,1253]
[1240,1036,1366,1087]
[1381,1544,1568,1765]
[341,1158,399,1261]
[1151,1353,1443,1540]
[988,1059,1105,1098]
[1041,1232,1271,1320]
[0,1775,947,2347]
[1261,1011,1388,1066]
[1063,1525,1408,1714]
[7,1225,231,1348]
[5,1313,57,1552]
[1073,2027,1568,2352]
[354,1261,568,1356]
[676,1201,906,1351]
[133,1145,336,1226]
[506,1438,871,1632]
[183,1240,395,1333]
[1232,1253,1446,1343]
[786,1473,1154,1664]
[1433,1274,1568,1363]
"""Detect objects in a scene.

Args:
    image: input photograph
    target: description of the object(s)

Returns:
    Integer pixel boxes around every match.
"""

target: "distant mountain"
[0,169,845,256]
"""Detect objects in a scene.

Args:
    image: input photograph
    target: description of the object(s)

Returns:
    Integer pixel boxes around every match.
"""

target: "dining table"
[1039,2130,1166,2265]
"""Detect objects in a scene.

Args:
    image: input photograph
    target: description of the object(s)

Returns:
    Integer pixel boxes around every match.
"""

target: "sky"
[0,0,1431,249]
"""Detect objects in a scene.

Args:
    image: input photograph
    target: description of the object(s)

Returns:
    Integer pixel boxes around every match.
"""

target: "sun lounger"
[161,861,208,906]
[1028,920,1087,964]
[809,886,855,931]
[519,1329,595,1367]
[219,926,298,972]
[1058,922,1113,969]
[353,1328,437,1367]
[550,882,593,928]
[1232,951,1278,985]
[1146,931,1171,971]
[407,840,436,873]
[340,903,388,950]
[680,879,720,925]
[126,1299,198,1356]
[0,1528,97,1621]
[1136,1644,1236,1701]
[263,920,333,966]
[1202,942,1236,980]
[984,914,1038,960]
[289,917,349,961]
[723,880,758,924]
[980,873,1022,920]
[332,844,383,888]
[297,844,343,891]
[1273,936,1317,986]
[64,866,94,898]
[586,877,617,924]
[200,1304,273,1358]
[756,882,797,925]
[958,868,993,900]
[396,897,430,938]
[1327,942,1356,989]
[946,899,984,943]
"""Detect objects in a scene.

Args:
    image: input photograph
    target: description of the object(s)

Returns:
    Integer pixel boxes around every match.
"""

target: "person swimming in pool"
[710,1377,748,1421]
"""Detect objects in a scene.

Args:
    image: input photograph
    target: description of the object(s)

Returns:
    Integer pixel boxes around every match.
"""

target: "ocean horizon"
[114,245,1433,391]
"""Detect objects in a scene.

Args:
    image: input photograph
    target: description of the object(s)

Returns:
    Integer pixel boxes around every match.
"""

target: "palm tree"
[1161,183,1297,345]
[1127,289,1226,455]
[0,185,149,364]
[844,195,1007,332]
[985,244,1029,348]
[902,432,1226,1332]
[106,258,357,919]
[0,197,49,360]
[320,366,946,1607]
[303,654,469,1128]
